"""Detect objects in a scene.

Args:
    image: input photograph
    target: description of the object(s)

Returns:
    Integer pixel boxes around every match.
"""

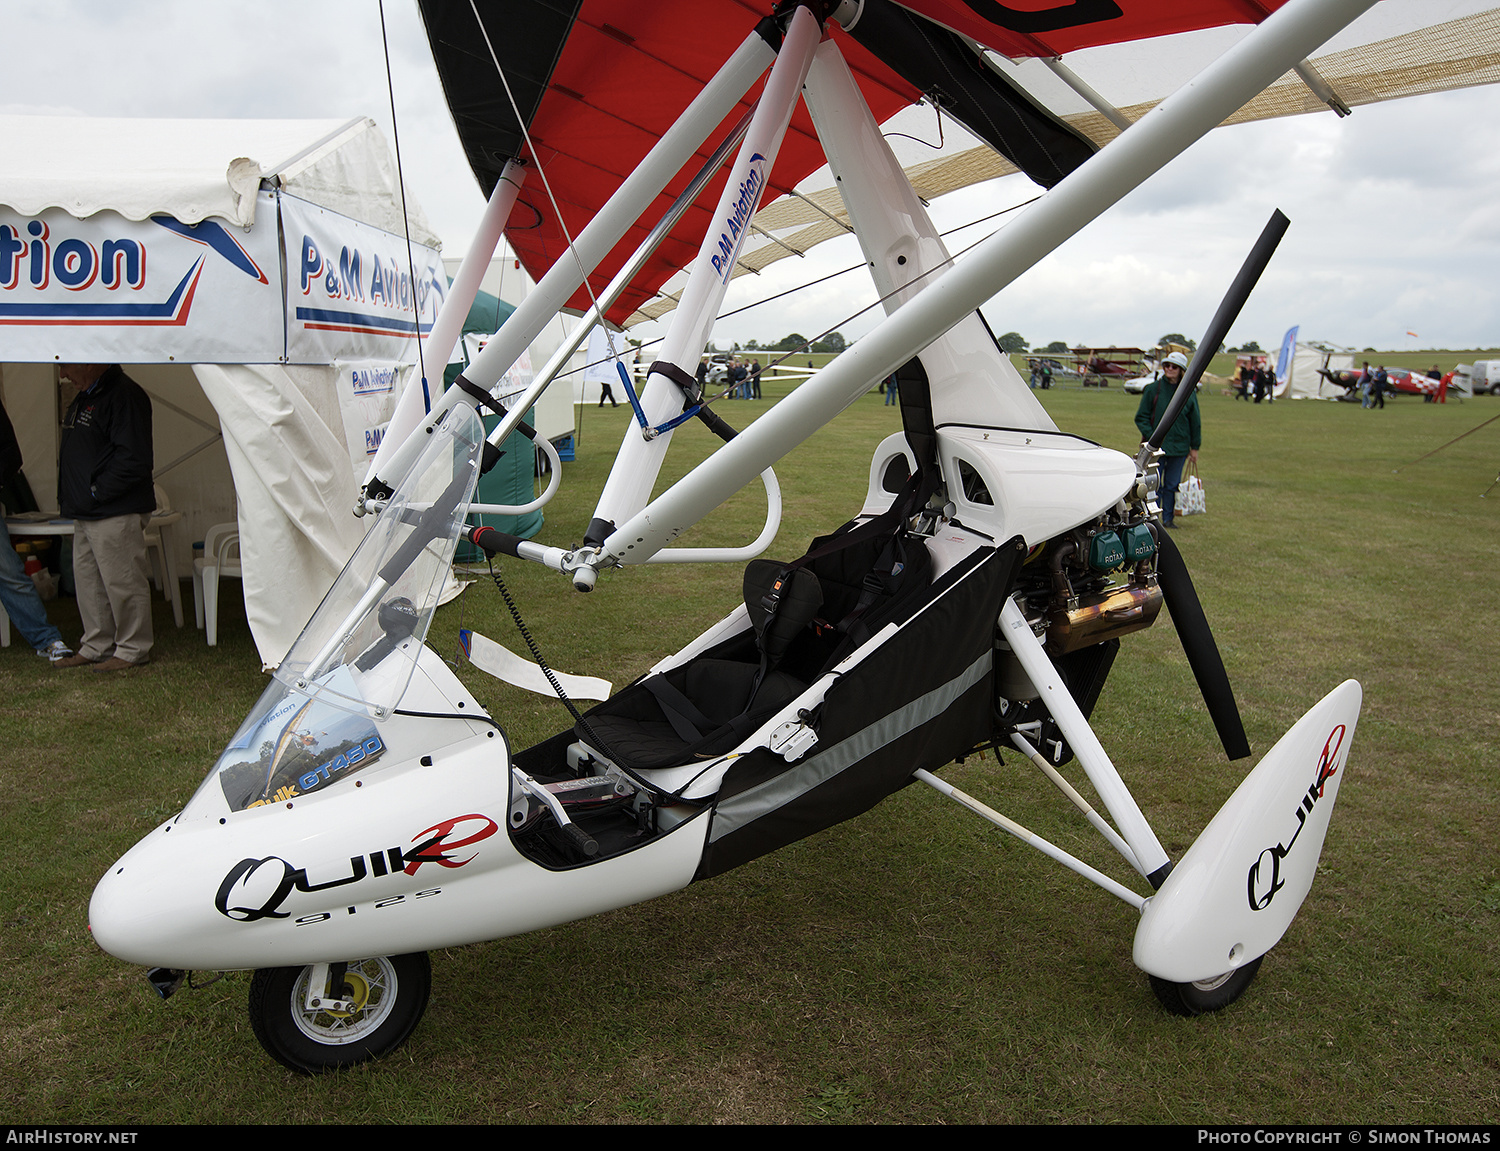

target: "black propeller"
[1154,529,1250,761]
[1144,210,1289,761]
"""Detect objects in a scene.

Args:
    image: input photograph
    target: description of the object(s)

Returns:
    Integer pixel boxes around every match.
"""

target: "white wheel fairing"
[1134,680,1362,983]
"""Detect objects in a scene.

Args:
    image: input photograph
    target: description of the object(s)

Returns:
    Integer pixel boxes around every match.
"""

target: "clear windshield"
[194,405,484,813]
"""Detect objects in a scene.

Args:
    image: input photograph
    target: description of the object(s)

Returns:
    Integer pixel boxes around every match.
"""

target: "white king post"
[584,3,824,546]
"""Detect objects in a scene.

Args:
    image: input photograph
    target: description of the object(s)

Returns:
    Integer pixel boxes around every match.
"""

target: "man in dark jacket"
[0,398,73,663]
[1134,351,1201,528]
[53,364,155,671]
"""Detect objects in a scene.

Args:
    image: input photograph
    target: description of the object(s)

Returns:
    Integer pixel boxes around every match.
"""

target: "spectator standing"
[1134,351,1201,529]
[52,364,155,672]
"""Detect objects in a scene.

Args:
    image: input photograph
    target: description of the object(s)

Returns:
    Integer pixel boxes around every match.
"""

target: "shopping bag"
[1178,465,1206,516]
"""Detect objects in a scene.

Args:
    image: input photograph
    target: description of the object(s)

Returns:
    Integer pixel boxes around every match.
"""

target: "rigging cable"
[485,556,675,799]
[468,0,628,374]
[554,194,1044,390]
[377,1,430,409]
[1392,410,1500,474]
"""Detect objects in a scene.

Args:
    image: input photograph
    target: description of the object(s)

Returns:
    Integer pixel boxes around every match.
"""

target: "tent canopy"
[1,115,448,667]
[0,114,440,248]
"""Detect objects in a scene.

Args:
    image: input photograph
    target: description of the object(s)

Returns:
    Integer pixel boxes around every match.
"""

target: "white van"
[1467,361,1500,394]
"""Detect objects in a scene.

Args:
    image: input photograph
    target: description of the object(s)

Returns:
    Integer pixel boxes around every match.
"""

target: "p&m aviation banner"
[0,188,445,365]
[281,192,445,365]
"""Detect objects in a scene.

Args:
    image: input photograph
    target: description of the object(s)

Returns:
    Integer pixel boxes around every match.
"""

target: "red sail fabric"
[423,1,1285,325]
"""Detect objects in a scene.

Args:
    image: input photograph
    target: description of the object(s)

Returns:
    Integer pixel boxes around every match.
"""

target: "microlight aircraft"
[91,0,1476,1072]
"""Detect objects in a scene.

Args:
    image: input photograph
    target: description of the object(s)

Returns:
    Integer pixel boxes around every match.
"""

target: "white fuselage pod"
[89,646,707,971]
[936,427,1138,546]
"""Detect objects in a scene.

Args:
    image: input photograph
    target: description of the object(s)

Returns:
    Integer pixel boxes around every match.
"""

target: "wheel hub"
[321,972,371,1018]
[291,958,398,1045]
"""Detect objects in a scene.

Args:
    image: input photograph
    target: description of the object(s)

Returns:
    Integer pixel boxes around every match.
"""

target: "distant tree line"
[707,331,1269,357]
[720,332,849,354]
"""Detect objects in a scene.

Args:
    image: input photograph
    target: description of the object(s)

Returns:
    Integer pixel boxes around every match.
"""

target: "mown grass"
[1,376,1496,1124]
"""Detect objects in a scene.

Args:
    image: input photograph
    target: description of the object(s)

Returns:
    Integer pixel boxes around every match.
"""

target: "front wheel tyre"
[248,952,431,1073]
[1148,955,1263,1016]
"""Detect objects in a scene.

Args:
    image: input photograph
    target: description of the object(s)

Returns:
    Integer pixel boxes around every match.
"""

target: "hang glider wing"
[419,1,1500,327]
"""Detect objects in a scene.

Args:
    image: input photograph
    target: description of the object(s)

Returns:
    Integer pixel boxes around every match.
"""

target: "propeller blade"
[1139,211,1289,761]
[1147,209,1291,450]
[1155,528,1251,761]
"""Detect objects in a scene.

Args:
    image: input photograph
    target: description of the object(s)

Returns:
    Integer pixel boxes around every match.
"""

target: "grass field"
[2,376,1497,1124]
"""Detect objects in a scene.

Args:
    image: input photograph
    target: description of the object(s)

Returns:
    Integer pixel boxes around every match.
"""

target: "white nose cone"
[1134,680,1361,983]
[90,818,199,967]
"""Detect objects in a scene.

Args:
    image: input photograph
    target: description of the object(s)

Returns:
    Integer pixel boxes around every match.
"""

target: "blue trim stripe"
[295,306,432,335]
[0,259,201,322]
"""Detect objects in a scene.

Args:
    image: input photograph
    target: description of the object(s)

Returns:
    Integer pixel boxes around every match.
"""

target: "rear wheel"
[248,952,431,1073]
[1148,955,1263,1016]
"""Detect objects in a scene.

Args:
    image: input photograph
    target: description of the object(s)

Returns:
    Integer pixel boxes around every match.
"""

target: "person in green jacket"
[1134,351,1201,528]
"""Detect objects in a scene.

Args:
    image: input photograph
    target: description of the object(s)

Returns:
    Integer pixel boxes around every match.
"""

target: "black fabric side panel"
[696,540,1025,880]
[418,0,583,195]
[894,356,938,489]
[844,0,1096,189]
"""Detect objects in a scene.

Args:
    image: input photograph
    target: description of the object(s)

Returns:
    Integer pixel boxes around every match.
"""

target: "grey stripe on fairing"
[708,648,993,843]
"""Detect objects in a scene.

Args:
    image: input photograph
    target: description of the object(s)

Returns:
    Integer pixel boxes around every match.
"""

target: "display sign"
[333,358,412,479]
[0,189,447,368]
[281,192,446,365]
[0,194,281,362]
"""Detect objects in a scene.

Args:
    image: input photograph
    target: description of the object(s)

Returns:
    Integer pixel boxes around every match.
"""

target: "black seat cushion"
[576,525,934,772]
[579,659,806,770]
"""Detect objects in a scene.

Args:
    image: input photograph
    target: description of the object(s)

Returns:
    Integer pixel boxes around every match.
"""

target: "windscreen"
[194,405,484,813]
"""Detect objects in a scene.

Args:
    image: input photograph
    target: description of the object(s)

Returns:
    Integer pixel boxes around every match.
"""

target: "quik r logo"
[214,814,498,921]
[1246,725,1345,911]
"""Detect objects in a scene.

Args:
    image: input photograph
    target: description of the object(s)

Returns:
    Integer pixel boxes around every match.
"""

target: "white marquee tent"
[1280,343,1355,400]
[0,114,451,666]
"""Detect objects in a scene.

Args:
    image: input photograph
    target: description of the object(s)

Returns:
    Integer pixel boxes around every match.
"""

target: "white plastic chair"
[192,522,241,646]
[142,483,185,627]
[143,484,170,591]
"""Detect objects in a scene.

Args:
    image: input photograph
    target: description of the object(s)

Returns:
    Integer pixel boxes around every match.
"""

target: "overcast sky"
[6,0,1497,356]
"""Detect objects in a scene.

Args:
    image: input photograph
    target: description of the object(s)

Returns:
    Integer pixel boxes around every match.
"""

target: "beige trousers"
[72,514,153,663]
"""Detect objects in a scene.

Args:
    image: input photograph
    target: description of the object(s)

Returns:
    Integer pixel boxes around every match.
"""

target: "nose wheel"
[1148,954,1263,1016]
[248,952,431,1073]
